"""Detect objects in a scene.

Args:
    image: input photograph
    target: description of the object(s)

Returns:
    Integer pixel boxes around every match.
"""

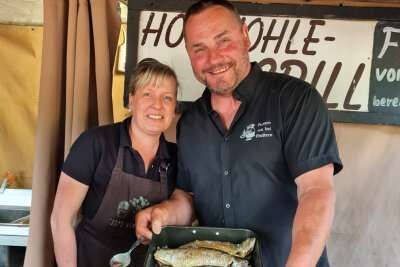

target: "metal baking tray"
[143,225,263,267]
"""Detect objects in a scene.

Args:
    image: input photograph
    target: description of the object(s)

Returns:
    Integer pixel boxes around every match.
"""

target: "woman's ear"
[128,93,133,112]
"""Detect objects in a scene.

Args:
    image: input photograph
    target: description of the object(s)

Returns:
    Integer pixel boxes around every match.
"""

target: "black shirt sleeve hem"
[292,154,343,179]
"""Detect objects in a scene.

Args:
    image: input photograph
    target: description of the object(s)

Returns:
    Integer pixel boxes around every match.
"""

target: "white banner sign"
[137,11,399,114]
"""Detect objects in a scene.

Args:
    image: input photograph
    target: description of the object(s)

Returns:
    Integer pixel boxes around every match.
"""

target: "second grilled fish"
[179,237,256,258]
[154,247,249,267]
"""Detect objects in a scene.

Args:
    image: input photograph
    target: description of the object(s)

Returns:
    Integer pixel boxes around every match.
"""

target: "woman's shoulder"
[78,122,121,143]
[67,123,121,159]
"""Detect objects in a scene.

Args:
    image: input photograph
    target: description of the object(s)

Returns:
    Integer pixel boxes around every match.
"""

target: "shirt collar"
[120,117,132,148]
[120,116,171,159]
[201,62,262,113]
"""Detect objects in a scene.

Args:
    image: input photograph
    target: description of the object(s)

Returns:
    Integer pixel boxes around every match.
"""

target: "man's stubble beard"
[202,50,250,96]
[205,63,239,96]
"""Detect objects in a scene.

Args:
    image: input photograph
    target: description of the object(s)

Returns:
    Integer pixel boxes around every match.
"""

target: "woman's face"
[129,76,176,137]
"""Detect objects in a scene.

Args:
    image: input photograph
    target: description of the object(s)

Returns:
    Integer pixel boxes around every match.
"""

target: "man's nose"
[208,48,222,63]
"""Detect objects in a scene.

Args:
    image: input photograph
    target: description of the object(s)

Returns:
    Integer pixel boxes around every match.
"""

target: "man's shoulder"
[259,70,313,91]
[256,71,318,105]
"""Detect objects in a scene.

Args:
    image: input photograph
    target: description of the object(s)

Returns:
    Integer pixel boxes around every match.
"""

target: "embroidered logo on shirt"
[240,121,273,141]
[240,124,256,141]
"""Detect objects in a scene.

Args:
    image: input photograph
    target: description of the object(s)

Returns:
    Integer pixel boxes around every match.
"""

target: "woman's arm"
[50,171,89,267]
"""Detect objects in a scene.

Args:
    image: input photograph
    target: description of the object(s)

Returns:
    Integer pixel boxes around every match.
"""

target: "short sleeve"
[283,85,343,179]
[61,129,100,186]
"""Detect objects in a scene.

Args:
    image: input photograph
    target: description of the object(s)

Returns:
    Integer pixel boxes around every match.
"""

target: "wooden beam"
[231,0,400,8]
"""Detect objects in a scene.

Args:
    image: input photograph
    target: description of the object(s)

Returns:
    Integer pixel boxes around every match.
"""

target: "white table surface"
[0,189,32,246]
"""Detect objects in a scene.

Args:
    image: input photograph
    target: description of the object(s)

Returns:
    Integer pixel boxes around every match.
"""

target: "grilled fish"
[154,247,249,267]
[179,238,256,258]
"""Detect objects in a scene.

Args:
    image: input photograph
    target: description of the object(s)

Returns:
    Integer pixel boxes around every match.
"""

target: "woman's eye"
[143,92,151,97]
[164,96,173,101]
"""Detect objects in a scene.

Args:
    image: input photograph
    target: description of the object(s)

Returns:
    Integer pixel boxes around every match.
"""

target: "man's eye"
[194,48,204,54]
[220,39,229,46]
[143,92,151,97]
[164,96,173,101]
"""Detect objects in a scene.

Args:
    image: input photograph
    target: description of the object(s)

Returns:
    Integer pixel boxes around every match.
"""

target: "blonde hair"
[129,58,179,99]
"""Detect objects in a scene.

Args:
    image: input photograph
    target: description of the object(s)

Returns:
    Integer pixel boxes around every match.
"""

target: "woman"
[51,58,179,267]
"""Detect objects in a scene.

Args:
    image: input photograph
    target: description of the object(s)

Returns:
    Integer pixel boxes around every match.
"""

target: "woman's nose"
[152,96,162,108]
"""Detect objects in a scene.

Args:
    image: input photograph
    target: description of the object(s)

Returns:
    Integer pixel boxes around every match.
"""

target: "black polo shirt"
[176,63,342,266]
[62,117,177,220]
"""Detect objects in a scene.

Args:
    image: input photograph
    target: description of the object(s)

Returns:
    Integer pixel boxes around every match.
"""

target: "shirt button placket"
[221,134,234,227]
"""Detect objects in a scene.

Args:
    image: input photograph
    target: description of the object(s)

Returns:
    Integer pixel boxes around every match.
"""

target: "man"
[135,1,343,266]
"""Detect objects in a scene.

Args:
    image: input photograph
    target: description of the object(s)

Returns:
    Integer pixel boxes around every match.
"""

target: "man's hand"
[135,189,195,245]
[135,204,170,245]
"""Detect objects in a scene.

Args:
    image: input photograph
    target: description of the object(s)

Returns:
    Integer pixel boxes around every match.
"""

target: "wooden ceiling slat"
[231,0,400,8]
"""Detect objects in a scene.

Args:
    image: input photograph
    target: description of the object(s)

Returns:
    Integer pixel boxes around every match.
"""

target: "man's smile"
[203,62,234,75]
[210,66,230,74]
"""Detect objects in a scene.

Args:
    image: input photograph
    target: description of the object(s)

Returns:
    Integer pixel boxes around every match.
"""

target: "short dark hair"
[183,0,242,36]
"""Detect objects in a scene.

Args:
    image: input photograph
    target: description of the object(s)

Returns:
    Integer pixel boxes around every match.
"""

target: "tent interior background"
[0,0,399,266]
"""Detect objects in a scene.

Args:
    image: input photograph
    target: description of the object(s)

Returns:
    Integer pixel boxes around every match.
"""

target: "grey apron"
[76,147,169,267]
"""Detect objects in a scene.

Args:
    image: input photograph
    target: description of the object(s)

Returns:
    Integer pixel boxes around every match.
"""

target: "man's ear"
[242,23,251,49]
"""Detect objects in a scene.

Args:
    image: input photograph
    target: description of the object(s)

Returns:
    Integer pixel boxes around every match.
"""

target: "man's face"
[185,6,251,96]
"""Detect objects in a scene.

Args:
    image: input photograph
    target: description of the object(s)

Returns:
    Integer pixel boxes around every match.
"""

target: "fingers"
[135,204,170,244]
[135,208,154,242]
[149,205,169,235]
[151,218,163,235]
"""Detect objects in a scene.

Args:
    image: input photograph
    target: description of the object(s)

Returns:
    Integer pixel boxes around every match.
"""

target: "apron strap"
[159,159,170,196]
[113,147,125,175]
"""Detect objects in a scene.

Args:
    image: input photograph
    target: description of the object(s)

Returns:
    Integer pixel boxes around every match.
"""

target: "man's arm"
[286,163,336,267]
[135,188,195,244]
[50,172,88,267]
